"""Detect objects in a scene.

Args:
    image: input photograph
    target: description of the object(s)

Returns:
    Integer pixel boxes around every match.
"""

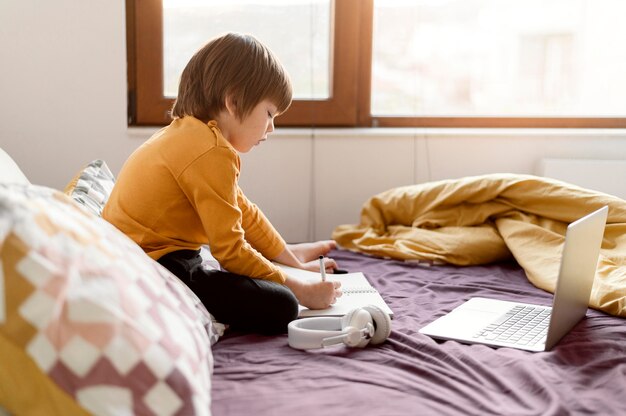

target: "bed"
[211,248,626,415]
[1,148,624,416]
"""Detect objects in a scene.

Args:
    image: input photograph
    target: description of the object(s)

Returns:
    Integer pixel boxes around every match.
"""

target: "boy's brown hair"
[171,32,293,122]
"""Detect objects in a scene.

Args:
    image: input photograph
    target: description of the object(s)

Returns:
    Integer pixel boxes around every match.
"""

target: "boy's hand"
[284,277,342,310]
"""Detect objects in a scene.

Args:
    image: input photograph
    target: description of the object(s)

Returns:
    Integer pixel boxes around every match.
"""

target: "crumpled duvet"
[333,173,626,317]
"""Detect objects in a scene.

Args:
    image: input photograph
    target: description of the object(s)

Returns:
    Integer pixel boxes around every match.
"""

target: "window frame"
[127,0,626,128]
[128,0,364,127]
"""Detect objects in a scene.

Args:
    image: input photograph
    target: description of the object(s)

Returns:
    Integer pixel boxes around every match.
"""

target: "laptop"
[419,205,608,352]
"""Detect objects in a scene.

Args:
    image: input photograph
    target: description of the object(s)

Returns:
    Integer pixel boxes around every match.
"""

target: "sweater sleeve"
[179,146,288,284]
[237,187,287,260]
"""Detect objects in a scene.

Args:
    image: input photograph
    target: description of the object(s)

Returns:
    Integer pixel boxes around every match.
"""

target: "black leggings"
[157,250,299,335]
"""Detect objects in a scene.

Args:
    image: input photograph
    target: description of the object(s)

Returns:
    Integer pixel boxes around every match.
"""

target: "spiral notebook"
[276,264,394,318]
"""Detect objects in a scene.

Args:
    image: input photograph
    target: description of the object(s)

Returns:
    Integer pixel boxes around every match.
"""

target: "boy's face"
[219,99,279,153]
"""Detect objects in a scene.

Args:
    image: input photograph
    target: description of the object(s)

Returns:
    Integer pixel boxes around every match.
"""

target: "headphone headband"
[288,317,343,350]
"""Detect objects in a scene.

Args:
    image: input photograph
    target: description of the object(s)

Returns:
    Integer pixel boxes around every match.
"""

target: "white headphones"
[287,305,392,350]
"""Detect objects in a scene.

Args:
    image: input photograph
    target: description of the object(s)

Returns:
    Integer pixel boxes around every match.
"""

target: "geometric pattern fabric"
[0,183,214,415]
[63,159,116,217]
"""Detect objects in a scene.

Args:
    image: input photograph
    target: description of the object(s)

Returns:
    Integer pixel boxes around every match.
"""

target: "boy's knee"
[269,285,299,333]
[258,283,299,334]
[194,273,299,335]
[279,287,299,321]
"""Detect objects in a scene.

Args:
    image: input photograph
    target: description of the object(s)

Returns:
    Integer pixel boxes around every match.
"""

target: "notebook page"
[275,264,394,318]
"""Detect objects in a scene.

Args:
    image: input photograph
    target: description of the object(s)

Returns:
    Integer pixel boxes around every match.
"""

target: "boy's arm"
[182,147,287,283]
[237,189,339,272]
[236,187,287,260]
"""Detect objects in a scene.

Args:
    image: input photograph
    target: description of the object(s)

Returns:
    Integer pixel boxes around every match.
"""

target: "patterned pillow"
[64,159,116,216]
[64,159,226,339]
[0,184,214,416]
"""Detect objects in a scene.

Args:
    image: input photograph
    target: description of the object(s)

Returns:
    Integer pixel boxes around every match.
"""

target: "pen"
[319,255,326,282]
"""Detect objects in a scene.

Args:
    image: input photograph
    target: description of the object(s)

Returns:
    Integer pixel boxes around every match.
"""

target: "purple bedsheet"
[211,249,626,415]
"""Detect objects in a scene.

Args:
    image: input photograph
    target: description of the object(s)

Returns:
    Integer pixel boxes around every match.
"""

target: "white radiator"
[540,159,626,199]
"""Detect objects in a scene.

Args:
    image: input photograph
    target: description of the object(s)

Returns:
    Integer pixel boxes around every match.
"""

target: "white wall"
[237,128,626,241]
[0,0,137,187]
[2,0,626,243]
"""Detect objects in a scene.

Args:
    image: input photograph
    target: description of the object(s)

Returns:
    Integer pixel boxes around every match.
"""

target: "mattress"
[210,249,626,415]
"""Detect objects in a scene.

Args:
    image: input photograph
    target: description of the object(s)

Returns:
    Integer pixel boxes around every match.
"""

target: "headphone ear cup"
[363,305,392,345]
[342,308,374,348]
[341,308,359,330]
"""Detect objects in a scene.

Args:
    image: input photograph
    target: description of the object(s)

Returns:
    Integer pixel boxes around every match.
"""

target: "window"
[127,0,363,126]
[127,0,626,128]
[163,1,332,100]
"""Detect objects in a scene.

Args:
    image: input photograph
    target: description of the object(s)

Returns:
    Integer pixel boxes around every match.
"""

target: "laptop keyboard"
[473,305,551,346]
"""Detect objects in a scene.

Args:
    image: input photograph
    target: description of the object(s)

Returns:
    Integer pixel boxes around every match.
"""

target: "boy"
[103,33,341,334]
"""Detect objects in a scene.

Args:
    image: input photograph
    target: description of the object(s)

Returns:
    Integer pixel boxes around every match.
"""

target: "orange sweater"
[103,116,288,283]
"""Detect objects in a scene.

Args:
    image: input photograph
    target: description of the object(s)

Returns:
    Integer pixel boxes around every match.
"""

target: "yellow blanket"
[333,174,626,318]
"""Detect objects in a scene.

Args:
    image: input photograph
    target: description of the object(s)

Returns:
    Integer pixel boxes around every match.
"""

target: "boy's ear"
[224,95,237,116]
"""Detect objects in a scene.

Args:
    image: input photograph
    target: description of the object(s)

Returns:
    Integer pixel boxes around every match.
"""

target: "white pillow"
[0,147,30,185]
